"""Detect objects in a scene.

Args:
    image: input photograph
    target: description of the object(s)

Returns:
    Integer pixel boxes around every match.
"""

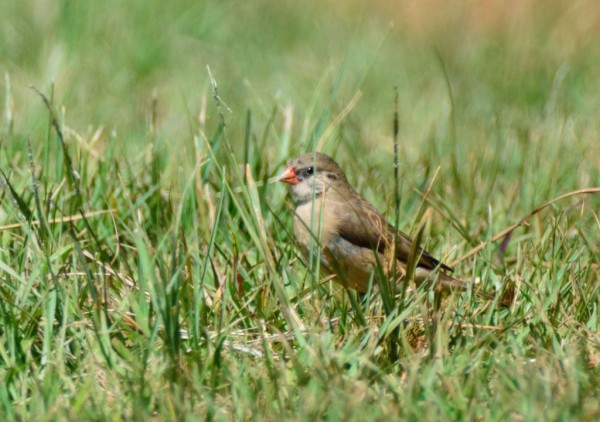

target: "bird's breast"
[293,197,378,292]
[293,197,339,252]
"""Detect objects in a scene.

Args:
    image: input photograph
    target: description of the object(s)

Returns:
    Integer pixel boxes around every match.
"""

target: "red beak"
[278,165,300,185]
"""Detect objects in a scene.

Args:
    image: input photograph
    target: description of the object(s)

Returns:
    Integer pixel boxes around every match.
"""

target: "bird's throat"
[295,192,324,206]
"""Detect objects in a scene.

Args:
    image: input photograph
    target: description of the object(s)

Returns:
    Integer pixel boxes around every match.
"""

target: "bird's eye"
[306,166,314,175]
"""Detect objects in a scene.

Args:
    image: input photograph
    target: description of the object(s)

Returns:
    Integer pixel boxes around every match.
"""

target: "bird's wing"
[335,198,452,272]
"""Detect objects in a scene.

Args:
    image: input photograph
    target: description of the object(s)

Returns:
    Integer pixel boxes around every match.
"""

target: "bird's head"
[278,152,348,203]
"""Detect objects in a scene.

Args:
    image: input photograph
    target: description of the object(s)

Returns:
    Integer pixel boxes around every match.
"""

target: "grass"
[0,0,599,420]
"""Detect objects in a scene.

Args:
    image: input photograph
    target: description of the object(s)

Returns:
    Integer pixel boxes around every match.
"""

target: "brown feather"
[281,152,462,293]
[333,193,453,272]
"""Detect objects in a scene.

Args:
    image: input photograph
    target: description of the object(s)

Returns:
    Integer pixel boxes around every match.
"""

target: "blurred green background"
[3,0,599,149]
[2,0,599,211]
[2,0,599,233]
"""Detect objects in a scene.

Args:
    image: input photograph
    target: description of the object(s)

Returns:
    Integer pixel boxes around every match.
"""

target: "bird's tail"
[413,268,499,300]
[414,267,467,291]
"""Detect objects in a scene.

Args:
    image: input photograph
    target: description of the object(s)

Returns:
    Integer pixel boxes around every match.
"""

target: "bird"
[278,152,466,294]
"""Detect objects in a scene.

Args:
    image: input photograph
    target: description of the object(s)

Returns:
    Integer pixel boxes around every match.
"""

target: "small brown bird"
[278,152,465,293]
